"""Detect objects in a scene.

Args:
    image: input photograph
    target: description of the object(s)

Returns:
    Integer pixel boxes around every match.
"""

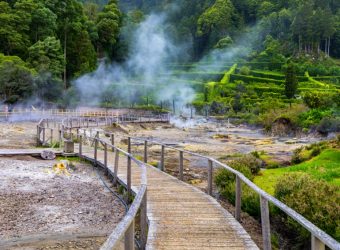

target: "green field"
[254,149,340,195]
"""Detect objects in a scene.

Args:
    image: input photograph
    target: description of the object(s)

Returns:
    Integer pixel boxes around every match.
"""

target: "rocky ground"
[0,155,125,249]
[0,122,37,149]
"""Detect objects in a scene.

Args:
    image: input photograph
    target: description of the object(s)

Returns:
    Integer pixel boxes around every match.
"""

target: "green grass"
[254,149,340,194]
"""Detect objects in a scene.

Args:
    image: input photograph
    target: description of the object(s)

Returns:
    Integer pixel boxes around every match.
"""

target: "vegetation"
[275,173,340,243]
[0,0,121,106]
[216,140,340,246]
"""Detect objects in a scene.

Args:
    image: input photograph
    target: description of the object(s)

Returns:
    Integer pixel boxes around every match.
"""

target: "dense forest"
[0,0,339,124]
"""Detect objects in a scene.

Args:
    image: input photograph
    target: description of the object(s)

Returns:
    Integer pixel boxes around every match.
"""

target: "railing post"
[36,125,40,145]
[79,135,82,157]
[312,236,325,250]
[42,128,45,145]
[94,138,98,162]
[235,176,242,221]
[111,134,115,152]
[140,189,147,249]
[104,143,108,168]
[207,159,213,196]
[128,137,131,153]
[50,129,53,144]
[260,196,272,250]
[179,151,184,181]
[113,150,119,185]
[59,129,62,148]
[160,145,165,171]
[124,220,135,250]
[144,141,148,163]
[127,155,131,204]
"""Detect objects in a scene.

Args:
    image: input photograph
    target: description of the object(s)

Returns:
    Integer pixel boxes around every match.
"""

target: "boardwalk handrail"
[40,116,340,250]
[38,118,149,250]
[98,133,340,250]
[128,136,339,250]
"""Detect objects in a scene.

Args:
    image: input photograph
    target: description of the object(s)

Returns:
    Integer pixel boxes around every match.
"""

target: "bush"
[214,167,260,217]
[317,116,340,134]
[274,173,340,242]
[229,154,262,176]
[214,154,262,217]
[302,91,334,109]
[239,66,251,75]
[297,108,332,129]
[291,142,327,164]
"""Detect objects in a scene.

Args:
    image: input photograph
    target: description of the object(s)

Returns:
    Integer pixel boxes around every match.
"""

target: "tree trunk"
[328,37,331,57]
[64,28,67,89]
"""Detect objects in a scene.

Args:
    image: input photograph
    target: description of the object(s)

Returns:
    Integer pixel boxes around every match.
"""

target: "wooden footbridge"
[1,113,339,250]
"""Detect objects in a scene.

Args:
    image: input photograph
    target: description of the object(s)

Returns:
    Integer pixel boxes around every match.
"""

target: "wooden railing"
[39,117,340,250]
[38,118,149,249]
[1,109,170,123]
[37,115,169,146]
[79,134,148,250]
[81,129,339,250]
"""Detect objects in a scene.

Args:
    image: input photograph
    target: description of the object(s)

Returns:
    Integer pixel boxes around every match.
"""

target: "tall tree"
[0,53,35,104]
[30,2,57,43]
[284,63,298,105]
[28,36,64,77]
[96,0,121,58]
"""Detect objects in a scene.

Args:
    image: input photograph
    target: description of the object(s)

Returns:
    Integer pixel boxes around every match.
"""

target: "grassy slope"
[254,149,340,195]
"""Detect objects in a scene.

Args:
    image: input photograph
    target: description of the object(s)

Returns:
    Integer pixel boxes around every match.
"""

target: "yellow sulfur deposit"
[52,161,70,176]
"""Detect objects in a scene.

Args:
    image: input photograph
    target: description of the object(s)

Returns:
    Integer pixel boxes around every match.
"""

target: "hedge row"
[221,64,238,84]
[230,74,284,84]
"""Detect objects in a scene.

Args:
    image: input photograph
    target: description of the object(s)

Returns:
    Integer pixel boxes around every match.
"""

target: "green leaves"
[0,53,35,104]
[197,0,236,37]
[28,36,64,77]
[284,63,298,100]
[96,0,121,57]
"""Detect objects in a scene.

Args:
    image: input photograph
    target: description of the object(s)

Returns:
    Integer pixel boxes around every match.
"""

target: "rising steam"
[74,11,261,114]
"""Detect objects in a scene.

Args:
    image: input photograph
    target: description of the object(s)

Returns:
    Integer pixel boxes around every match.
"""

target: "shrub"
[214,167,260,217]
[214,154,263,217]
[291,147,305,164]
[317,116,340,134]
[297,108,332,129]
[229,154,262,175]
[291,142,327,164]
[239,66,251,75]
[274,173,340,242]
[302,91,334,109]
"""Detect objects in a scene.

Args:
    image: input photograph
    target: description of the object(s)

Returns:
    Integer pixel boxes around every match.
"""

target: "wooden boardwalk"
[81,146,258,250]
[0,148,62,157]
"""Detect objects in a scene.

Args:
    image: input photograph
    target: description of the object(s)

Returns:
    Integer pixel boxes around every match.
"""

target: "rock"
[40,150,56,160]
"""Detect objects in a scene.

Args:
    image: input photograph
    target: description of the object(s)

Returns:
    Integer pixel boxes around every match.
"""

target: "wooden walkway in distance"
[81,146,258,250]
[0,148,62,157]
